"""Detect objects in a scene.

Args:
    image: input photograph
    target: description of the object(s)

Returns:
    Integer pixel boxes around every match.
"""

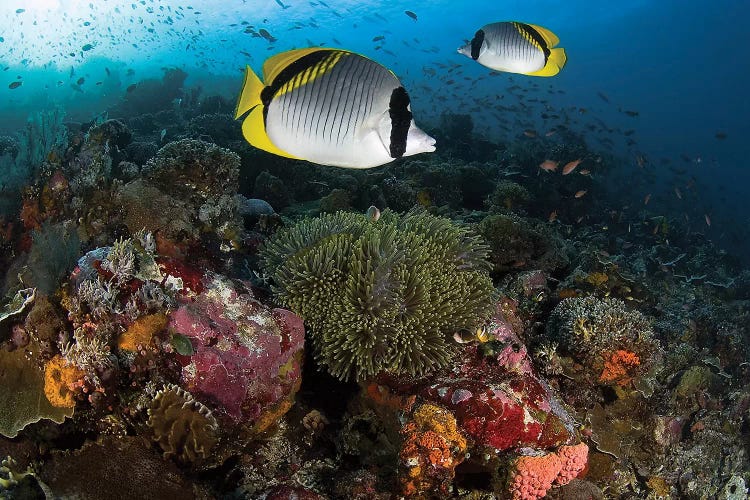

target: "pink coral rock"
[555,442,589,485]
[168,271,304,433]
[509,453,563,500]
[507,443,589,499]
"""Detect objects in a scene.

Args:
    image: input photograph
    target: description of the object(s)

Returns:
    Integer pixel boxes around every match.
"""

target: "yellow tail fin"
[234,65,264,120]
[527,47,567,77]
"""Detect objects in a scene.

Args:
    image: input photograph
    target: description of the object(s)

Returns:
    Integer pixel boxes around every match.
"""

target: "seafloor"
[0,69,748,500]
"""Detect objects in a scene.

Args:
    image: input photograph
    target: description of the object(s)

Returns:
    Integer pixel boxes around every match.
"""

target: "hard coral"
[544,296,659,386]
[43,355,85,408]
[259,208,495,381]
[399,403,467,497]
[0,344,74,438]
[135,138,242,241]
[478,213,568,274]
[147,383,219,464]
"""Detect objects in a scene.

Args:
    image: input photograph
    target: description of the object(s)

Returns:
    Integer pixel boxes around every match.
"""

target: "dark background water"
[1,0,747,259]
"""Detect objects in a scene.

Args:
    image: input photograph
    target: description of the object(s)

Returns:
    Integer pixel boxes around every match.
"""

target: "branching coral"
[147,384,219,464]
[260,208,496,381]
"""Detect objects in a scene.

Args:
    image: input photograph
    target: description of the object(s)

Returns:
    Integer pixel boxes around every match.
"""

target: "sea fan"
[26,222,80,295]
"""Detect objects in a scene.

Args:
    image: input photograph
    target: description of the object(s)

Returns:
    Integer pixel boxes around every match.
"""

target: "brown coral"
[147,384,219,464]
[118,313,167,351]
[43,355,85,408]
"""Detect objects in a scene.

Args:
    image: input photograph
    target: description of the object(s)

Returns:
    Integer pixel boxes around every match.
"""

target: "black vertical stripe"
[351,57,376,138]
[312,57,333,143]
[289,70,306,140]
[342,56,363,141]
[335,55,359,143]
[298,68,315,140]
[516,22,550,62]
[470,29,484,60]
[388,87,411,158]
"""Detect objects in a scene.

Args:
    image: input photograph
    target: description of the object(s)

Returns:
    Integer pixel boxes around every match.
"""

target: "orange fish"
[674,187,682,200]
[644,193,651,205]
[578,169,591,176]
[574,190,587,198]
[636,155,645,168]
[539,159,558,172]
[544,130,557,137]
[548,210,558,222]
[562,159,582,175]
[523,129,537,138]
[704,214,711,227]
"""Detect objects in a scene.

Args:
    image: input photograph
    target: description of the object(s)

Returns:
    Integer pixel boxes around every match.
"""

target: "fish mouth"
[423,135,436,152]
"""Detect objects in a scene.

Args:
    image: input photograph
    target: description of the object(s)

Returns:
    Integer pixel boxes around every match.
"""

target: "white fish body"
[236,48,435,168]
[458,21,566,77]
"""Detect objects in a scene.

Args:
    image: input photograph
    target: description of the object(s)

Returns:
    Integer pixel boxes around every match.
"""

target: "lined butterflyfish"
[234,48,436,168]
[458,22,567,77]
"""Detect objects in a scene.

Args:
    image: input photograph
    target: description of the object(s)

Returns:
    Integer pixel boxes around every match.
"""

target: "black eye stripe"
[388,86,412,158]
[470,29,485,60]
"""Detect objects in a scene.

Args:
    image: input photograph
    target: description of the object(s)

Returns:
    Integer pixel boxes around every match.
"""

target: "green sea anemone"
[259,208,496,381]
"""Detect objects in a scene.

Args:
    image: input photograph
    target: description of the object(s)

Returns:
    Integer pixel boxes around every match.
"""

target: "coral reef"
[0,54,748,499]
[365,299,581,497]
[542,296,660,389]
[503,444,590,500]
[36,436,205,499]
[486,180,531,212]
[259,208,496,381]
[478,213,570,274]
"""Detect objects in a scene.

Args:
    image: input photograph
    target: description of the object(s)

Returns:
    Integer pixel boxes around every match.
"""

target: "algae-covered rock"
[0,345,74,438]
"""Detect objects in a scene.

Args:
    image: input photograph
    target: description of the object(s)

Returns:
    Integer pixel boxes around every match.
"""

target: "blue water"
[1,0,748,258]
